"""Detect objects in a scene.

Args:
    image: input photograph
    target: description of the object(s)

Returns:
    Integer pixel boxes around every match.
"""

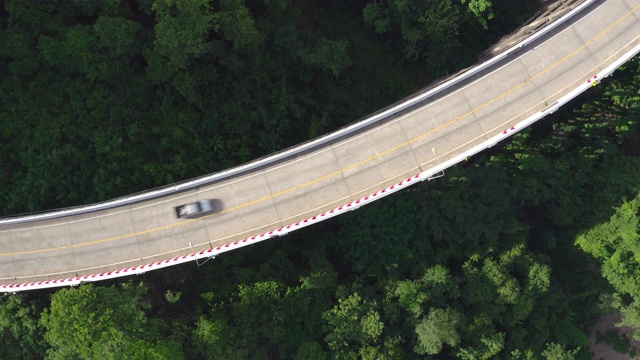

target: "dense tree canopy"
[1,0,640,359]
[0,0,534,216]
[42,283,183,359]
[576,193,640,340]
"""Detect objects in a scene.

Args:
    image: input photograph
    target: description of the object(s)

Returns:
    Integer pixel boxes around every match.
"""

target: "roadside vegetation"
[1,1,640,359]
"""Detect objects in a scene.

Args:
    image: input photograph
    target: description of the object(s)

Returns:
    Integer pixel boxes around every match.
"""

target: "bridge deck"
[1,0,639,289]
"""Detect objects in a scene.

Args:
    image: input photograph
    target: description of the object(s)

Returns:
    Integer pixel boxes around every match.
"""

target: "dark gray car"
[175,199,216,219]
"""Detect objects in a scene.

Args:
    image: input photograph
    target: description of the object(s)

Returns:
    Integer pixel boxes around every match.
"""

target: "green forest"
[1,0,640,359]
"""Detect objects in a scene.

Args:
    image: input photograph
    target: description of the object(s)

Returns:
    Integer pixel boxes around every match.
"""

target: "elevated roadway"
[2,0,640,292]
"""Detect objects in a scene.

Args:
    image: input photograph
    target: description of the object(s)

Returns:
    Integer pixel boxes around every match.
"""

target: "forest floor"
[484,0,589,57]
[427,0,590,99]
[589,313,640,360]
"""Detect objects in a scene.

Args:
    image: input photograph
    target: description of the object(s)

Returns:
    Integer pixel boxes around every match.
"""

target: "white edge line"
[3,41,639,293]
[0,0,597,225]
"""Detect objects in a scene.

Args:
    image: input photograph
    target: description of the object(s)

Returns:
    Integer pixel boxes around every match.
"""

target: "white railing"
[9,0,635,293]
[3,38,639,293]
[0,0,597,225]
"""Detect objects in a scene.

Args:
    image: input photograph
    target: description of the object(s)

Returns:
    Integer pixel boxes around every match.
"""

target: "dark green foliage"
[0,0,536,216]
[595,330,631,354]
[0,0,404,215]
[0,294,47,359]
[361,0,529,75]
[3,1,640,359]
[330,192,425,278]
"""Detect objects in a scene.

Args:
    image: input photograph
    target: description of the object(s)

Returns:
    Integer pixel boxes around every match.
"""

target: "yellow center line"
[4,3,639,257]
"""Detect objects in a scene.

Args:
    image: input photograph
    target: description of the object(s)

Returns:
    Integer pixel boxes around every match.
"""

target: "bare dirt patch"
[484,0,591,57]
[590,313,640,360]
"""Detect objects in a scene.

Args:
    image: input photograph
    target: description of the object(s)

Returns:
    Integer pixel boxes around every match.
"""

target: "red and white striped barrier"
[0,174,423,292]
[3,1,638,293]
[0,0,596,226]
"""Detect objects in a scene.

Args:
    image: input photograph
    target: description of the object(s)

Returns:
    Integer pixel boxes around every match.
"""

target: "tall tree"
[323,292,385,359]
[42,283,184,359]
[414,307,464,355]
[0,294,47,359]
[576,192,640,339]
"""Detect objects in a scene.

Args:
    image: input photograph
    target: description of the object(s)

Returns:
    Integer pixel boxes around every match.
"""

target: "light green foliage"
[164,290,182,304]
[192,316,238,359]
[510,348,537,360]
[461,0,495,29]
[576,193,640,338]
[576,195,639,268]
[414,307,464,355]
[192,247,338,358]
[540,342,579,360]
[42,283,184,359]
[462,244,553,328]
[394,265,460,317]
[457,332,506,359]
[323,292,384,359]
[618,297,640,340]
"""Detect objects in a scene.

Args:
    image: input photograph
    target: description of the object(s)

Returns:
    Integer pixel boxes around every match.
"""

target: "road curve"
[1,0,640,292]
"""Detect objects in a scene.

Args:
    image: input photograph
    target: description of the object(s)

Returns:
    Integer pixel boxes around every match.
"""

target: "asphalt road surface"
[1,0,639,287]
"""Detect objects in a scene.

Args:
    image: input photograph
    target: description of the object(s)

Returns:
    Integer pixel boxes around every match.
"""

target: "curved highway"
[2,0,640,292]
